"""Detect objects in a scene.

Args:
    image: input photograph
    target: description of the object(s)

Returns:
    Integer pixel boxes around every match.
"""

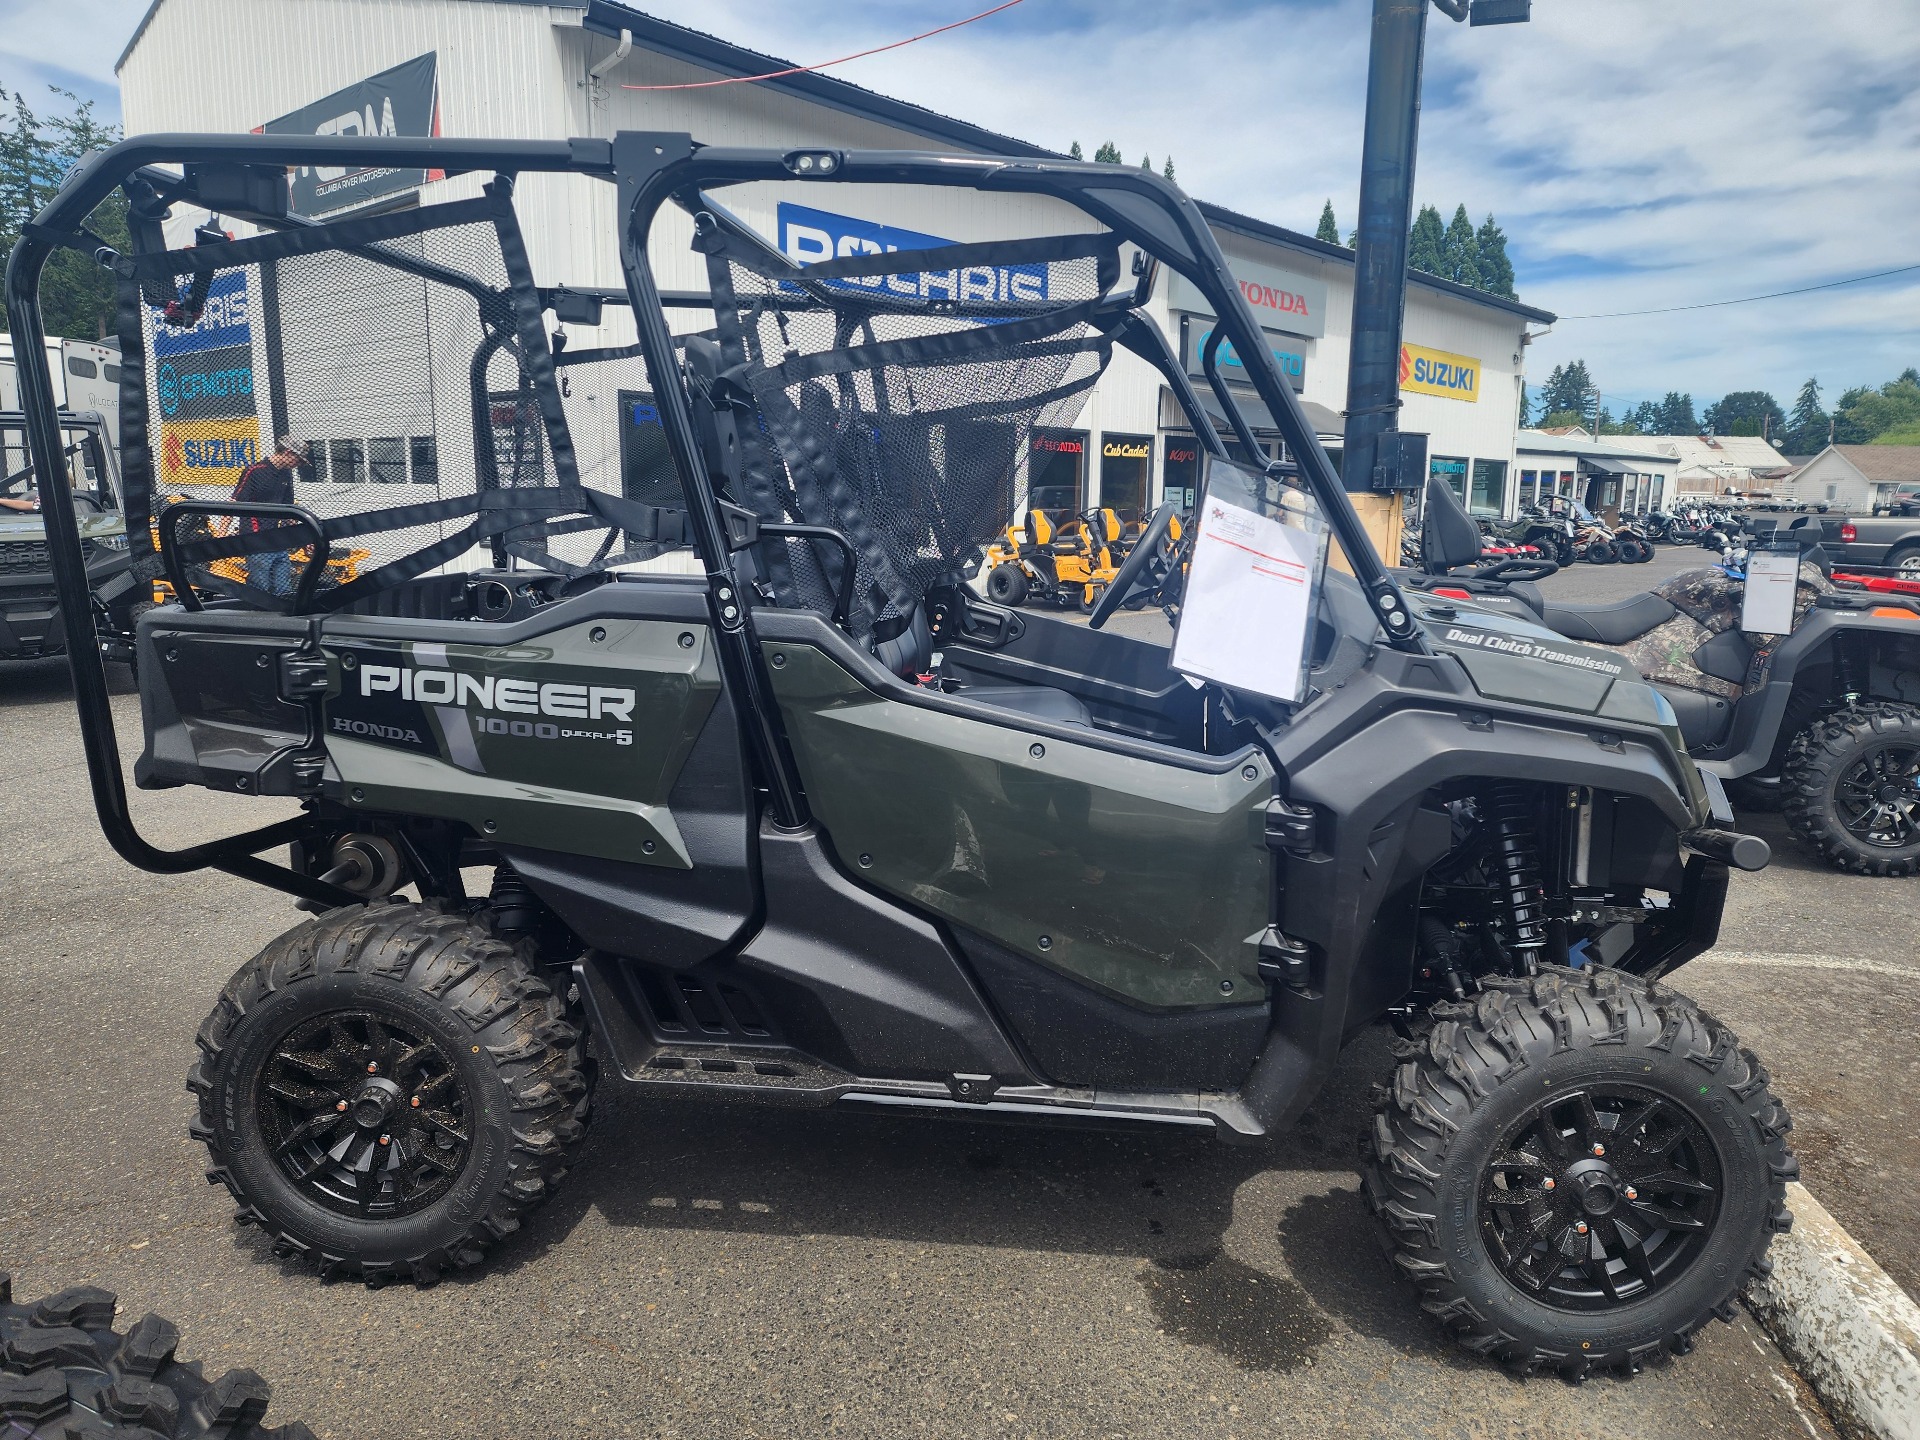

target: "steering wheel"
[1089,503,1176,630]
[1467,555,1559,583]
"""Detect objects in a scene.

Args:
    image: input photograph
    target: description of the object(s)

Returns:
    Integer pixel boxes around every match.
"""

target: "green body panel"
[767,643,1272,1010]
[323,619,718,866]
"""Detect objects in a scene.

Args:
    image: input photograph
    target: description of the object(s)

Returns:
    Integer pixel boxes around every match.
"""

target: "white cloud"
[12,0,1918,413]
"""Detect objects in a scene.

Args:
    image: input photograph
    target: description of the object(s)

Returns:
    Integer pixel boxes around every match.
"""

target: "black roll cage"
[5,129,1426,901]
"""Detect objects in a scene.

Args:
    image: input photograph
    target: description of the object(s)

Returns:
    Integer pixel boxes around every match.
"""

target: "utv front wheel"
[188,901,592,1286]
[1360,967,1794,1378]
[1781,702,1920,874]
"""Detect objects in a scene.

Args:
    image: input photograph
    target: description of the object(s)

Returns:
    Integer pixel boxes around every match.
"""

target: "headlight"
[94,534,130,550]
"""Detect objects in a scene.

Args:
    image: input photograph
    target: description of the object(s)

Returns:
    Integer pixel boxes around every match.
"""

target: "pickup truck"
[1875,482,1920,517]
[1790,512,1920,577]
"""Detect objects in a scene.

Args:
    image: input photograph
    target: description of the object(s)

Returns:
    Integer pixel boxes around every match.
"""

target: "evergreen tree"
[1902,367,1920,386]
[1346,228,1357,247]
[1540,410,1589,431]
[1093,141,1123,164]
[1068,141,1083,160]
[1518,381,1531,427]
[1652,392,1698,434]
[0,87,125,339]
[1440,204,1481,290]
[1140,154,1151,170]
[1474,213,1515,299]
[1539,364,1565,420]
[1785,377,1827,452]
[1315,200,1339,245]
[1406,205,1446,277]
[1629,400,1659,433]
[1540,359,1594,418]
[1162,156,1175,183]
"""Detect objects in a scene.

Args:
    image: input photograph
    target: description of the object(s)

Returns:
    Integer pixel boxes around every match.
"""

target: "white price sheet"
[1740,548,1800,635]
[1171,492,1326,703]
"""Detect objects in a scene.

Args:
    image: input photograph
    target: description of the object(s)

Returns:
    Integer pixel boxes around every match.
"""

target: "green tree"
[1540,359,1595,418]
[1651,392,1697,434]
[1784,377,1827,452]
[1628,400,1658,433]
[1835,377,1920,443]
[1068,140,1083,160]
[1539,409,1589,431]
[1092,141,1123,164]
[1162,156,1175,183]
[1406,204,1446,277]
[0,86,126,339]
[1703,390,1784,439]
[1440,204,1481,289]
[1315,200,1339,245]
[1474,213,1515,299]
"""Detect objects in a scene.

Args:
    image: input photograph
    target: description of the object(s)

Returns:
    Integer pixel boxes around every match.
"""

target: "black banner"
[155,341,255,423]
[260,53,441,216]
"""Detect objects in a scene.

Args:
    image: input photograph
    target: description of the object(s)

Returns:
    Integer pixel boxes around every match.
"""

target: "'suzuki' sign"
[1167,257,1329,338]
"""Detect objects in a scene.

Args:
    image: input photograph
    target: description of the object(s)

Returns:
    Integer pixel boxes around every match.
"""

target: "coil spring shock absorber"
[1484,784,1548,974]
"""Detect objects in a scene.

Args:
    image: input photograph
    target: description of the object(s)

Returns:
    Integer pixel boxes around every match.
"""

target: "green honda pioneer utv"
[11,130,1792,1380]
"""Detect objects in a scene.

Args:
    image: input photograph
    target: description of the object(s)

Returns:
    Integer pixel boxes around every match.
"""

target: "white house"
[1782,445,1920,512]
[1514,429,1676,520]
[1640,434,1793,498]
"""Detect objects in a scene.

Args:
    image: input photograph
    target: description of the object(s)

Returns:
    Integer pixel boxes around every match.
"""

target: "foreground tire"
[1360,966,1795,1379]
[0,1276,313,1437]
[1781,702,1920,875]
[188,900,592,1286]
[986,563,1028,606]
[1585,540,1618,564]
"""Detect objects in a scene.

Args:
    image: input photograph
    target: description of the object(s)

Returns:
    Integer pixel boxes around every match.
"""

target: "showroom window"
[1431,454,1468,504]
[1469,459,1506,516]
[1029,428,1087,515]
[1099,433,1152,518]
[1162,438,1199,512]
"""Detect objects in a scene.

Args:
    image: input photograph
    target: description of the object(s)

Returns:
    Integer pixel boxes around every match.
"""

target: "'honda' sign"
[259,53,443,216]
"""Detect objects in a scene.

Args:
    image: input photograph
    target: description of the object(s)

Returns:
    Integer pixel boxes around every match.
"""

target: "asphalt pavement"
[0,553,1897,1438]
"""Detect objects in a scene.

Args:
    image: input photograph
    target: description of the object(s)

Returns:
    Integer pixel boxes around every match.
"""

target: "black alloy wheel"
[1480,1085,1720,1309]
[1782,702,1920,875]
[1833,740,1920,850]
[1361,965,1794,1378]
[190,900,593,1285]
[259,1011,472,1219]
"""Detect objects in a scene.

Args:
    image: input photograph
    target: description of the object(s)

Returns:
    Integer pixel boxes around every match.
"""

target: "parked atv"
[1484,505,1575,566]
[15,130,1792,1378]
[1412,479,1920,875]
[0,409,144,668]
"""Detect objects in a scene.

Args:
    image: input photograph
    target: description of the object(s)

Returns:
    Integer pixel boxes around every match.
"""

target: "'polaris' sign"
[775,202,1051,304]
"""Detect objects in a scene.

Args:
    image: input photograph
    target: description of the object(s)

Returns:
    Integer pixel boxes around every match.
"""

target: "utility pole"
[1340,0,1529,563]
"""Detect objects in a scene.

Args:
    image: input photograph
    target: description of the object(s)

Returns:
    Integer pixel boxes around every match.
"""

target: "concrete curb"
[1748,1181,1920,1440]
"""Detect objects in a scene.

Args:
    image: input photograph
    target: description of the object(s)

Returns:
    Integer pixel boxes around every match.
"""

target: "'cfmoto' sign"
[1400,343,1481,402]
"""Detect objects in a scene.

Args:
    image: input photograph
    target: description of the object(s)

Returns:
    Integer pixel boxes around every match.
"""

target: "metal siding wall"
[121,0,1536,524]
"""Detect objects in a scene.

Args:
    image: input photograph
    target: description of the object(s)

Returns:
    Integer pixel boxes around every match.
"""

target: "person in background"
[0,491,37,513]
[231,437,308,595]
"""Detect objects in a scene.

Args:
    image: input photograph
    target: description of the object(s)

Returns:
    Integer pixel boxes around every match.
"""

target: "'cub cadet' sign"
[1400,343,1481,402]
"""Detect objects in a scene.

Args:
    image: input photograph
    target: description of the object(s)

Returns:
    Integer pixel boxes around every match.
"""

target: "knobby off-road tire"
[0,1275,313,1438]
[1360,966,1795,1380]
[188,900,593,1287]
[1781,702,1920,875]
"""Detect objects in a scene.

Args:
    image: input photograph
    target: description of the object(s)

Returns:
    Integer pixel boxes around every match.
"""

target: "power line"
[1560,262,1920,320]
[622,0,1029,92]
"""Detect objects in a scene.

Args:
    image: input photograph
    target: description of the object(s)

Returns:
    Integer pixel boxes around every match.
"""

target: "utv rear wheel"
[1360,966,1794,1379]
[986,562,1028,606]
[0,1275,314,1437]
[1585,540,1618,564]
[1781,702,1920,874]
[188,900,592,1286]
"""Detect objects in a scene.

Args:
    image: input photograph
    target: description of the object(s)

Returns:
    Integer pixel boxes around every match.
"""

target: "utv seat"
[1503,584,1677,645]
[871,602,1090,727]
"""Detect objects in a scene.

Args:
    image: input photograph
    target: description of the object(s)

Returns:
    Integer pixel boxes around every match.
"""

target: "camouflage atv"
[11,130,1792,1378]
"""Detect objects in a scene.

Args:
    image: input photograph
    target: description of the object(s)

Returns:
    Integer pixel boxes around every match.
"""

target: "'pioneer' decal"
[1441,626,1625,678]
[359,664,635,721]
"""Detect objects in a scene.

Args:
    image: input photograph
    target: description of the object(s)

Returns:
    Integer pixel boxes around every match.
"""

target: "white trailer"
[0,336,121,445]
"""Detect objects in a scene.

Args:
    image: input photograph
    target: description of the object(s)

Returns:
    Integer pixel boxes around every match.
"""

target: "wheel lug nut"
[336,1101,348,1112]
[379,1135,390,1146]
[1591,1144,1605,1156]
[411,1096,421,1108]
[367,1062,379,1074]
[1625,1186,1638,1201]
[1576,1221,1589,1235]
[1543,1178,1556,1191]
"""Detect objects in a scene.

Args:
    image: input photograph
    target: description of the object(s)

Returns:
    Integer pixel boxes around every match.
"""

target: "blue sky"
[8,0,1919,421]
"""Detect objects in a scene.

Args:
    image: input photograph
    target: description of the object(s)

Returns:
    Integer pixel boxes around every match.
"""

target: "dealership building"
[116,0,1554,521]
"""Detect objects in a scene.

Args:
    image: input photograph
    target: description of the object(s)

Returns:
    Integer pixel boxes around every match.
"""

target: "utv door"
[759,619,1275,1088]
